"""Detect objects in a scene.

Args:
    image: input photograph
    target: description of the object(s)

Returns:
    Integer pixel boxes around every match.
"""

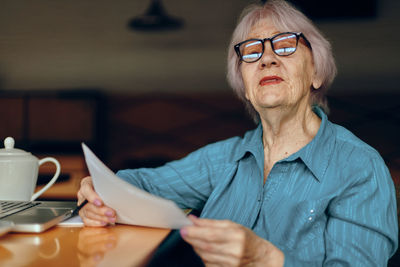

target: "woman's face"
[240,18,321,115]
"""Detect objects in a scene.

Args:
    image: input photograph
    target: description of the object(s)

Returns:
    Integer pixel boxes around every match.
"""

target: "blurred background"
[0,0,399,263]
[0,0,399,93]
[0,0,399,201]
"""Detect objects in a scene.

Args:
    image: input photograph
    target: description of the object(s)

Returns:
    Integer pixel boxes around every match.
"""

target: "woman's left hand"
[180,215,284,266]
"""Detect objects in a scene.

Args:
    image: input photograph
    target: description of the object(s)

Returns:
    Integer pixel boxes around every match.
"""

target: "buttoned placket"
[250,161,288,229]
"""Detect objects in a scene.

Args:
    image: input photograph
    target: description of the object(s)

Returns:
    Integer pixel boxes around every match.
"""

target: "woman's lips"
[259,75,283,86]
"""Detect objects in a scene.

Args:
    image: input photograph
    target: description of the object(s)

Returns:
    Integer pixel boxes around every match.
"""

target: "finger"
[193,247,239,267]
[79,177,103,206]
[77,177,92,202]
[77,189,84,203]
[183,225,245,245]
[182,226,224,243]
[81,208,115,224]
[184,235,213,251]
[188,215,233,228]
[184,233,243,258]
[85,202,116,218]
[81,215,108,227]
[77,176,117,224]
[185,233,246,266]
[80,204,116,225]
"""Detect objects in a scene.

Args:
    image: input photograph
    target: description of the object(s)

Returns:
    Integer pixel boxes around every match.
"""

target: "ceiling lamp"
[128,0,183,31]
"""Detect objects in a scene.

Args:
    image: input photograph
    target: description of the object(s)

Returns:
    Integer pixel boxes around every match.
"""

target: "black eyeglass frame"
[234,32,312,63]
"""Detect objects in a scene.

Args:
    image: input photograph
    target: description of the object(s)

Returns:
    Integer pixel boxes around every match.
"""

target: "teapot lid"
[0,137,31,156]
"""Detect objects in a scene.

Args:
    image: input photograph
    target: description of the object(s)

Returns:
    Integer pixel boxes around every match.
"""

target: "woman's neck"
[260,104,321,157]
[260,104,321,183]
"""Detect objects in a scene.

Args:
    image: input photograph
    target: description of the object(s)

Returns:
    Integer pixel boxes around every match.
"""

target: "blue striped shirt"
[117,107,398,266]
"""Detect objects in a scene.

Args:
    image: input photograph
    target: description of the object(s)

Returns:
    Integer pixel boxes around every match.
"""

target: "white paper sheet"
[82,143,192,229]
[58,215,84,227]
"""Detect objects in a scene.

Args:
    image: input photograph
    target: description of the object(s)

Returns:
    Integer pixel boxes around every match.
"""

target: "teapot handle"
[31,158,61,201]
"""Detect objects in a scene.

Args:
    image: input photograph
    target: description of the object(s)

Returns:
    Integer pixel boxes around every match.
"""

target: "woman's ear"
[312,74,323,90]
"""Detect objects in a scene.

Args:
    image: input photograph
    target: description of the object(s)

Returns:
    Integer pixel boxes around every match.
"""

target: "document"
[82,143,192,229]
[58,215,84,227]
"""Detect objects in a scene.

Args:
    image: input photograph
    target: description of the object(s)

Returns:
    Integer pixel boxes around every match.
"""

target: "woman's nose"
[259,41,279,68]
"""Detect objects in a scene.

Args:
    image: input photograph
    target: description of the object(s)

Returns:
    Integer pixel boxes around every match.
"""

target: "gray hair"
[226,0,337,122]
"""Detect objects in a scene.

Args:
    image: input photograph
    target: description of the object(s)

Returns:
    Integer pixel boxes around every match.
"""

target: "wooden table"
[0,225,170,267]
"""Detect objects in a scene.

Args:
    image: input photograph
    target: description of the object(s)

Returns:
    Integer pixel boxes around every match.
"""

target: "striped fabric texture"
[117,107,398,266]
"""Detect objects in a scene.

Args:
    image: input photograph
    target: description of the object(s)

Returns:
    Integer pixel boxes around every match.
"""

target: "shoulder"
[331,122,382,162]
[191,126,258,163]
[179,124,261,169]
[328,121,390,183]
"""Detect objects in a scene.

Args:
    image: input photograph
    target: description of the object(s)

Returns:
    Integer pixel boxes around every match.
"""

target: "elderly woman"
[77,0,398,266]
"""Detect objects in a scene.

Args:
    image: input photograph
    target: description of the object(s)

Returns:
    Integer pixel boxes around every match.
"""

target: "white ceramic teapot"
[0,137,60,201]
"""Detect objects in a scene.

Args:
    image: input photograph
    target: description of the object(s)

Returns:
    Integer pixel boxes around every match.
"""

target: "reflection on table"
[0,225,170,267]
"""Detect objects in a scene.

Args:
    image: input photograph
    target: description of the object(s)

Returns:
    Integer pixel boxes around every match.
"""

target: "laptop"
[0,200,76,234]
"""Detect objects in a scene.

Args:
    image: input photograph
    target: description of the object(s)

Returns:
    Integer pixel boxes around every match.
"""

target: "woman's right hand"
[77,176,117,227]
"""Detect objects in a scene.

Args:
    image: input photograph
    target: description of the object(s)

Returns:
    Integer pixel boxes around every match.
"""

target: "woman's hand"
[180,215,284,267]
[77,176,117,227]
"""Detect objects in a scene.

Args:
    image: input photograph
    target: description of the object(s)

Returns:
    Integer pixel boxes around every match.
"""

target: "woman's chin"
[255,97,285,110]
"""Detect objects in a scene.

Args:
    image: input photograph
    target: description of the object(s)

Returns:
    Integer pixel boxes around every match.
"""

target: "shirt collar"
[232,106,335,182]
[285,106,335,182]
[232,123,264,173]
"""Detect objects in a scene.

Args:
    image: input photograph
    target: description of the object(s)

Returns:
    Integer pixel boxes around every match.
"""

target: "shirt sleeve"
[323,155,398,266]
[115,141,231,211]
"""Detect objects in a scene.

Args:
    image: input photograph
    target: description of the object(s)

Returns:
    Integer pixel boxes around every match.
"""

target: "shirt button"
[308,216,313,221]
[310,209,315,213]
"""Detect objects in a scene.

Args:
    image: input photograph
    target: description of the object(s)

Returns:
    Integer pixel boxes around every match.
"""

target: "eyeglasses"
[234,32,312,63]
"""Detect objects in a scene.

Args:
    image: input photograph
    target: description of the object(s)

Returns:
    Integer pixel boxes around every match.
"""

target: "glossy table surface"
[0,225,170,267]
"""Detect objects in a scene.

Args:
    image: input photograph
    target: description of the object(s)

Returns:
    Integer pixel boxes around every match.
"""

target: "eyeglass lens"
[240,33,298,62]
